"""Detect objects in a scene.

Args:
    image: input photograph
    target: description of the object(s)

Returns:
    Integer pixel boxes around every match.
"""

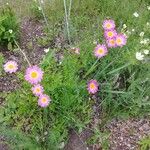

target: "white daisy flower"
[140,39,149,45]
[140,40,144,44]
[147,22,150,26]
[147,6,150,10]
[143,49,149,55]
[93,40,98,45]
[136,52,144,60]
[132,29,135,32]
[44,48,49,53]
[38,7,42,10]
[126,30,131,35]
[9,29,13,34]
[143,38,149,44]
[133,12,139,17]
[123,24,127,29]
[139,32,144,37]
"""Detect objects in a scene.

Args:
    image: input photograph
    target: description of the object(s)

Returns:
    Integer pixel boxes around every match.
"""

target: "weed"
[0,6,19,50]
[30,0,43,20]
[139,136,150,150]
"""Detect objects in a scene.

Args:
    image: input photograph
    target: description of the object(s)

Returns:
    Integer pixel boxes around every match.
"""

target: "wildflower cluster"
[87,19,127,94]
[136,50,149,61]
[135,27,149,61]
[25,65,51,108]
[140,31,150,45]
[120,10,149,63]
[103,19,127,48]
[3,61,51,108]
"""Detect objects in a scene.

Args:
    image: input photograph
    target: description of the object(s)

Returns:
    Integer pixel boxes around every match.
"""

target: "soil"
[65,118,150,150]
[0,136,9,150]
[19,17,48,64]
[106,118,150,150]
[64,129,93,150]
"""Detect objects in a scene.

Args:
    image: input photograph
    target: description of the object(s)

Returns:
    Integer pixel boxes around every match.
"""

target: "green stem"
[63,0,71,44]
[68,0,72,18]
[38,0,51,33]
[83,58,99,78]
[14,40,31,66]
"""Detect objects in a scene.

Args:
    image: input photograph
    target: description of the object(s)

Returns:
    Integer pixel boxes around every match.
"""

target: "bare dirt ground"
[65,118,150,150]
[106,118,150,150]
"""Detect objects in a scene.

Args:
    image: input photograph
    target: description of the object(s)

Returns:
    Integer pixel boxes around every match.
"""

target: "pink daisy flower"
[87,80,99,94]
[116,34,127,47]
[104,29,117,39]
[94,44,108,58]
[106,38,117,48]
[32,84,44,96]
[103,19,116,30]
[38,94,51,108]
[4,61,18,73]
[25,65,43,84]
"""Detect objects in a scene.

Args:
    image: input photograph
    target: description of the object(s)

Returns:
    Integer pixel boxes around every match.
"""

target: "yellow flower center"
[110,40,115,45]
[31,71,38,78]
[116,38,122,44]
[36,88,40,93]
[41,98,47,103]
[90,83,95,89]
[106,23,111,29]
[97,48,104,54]
[8,64,14,69]
[108,31,113,37]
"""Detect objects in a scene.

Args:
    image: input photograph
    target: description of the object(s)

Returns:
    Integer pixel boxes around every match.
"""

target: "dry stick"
[14,40,31,66]
[63,0,71,45]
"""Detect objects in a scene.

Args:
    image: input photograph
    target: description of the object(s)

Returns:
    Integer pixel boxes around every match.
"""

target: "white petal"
[44,48,49,53]
[38,7,42,10]
[147,22,150,26]
[123,24,127,29]
[139,32,144,37]
[136,52,144,60]
[9,29,13,33]
[133,12,139,17]
[140,41,144,44]
[143,50,149,55]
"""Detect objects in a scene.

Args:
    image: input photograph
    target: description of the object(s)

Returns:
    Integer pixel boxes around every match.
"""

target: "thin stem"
[63,0,71,44]
[83,58,99,79]
[68,0,72,18]
[14,40,31,66]
[38,0,51,33]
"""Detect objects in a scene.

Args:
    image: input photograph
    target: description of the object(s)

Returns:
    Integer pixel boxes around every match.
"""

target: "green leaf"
[7,42,13,50]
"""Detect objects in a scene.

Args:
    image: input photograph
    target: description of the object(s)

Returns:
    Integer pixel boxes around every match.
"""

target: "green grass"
[0,0,150,149]
[139,136,150,150]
